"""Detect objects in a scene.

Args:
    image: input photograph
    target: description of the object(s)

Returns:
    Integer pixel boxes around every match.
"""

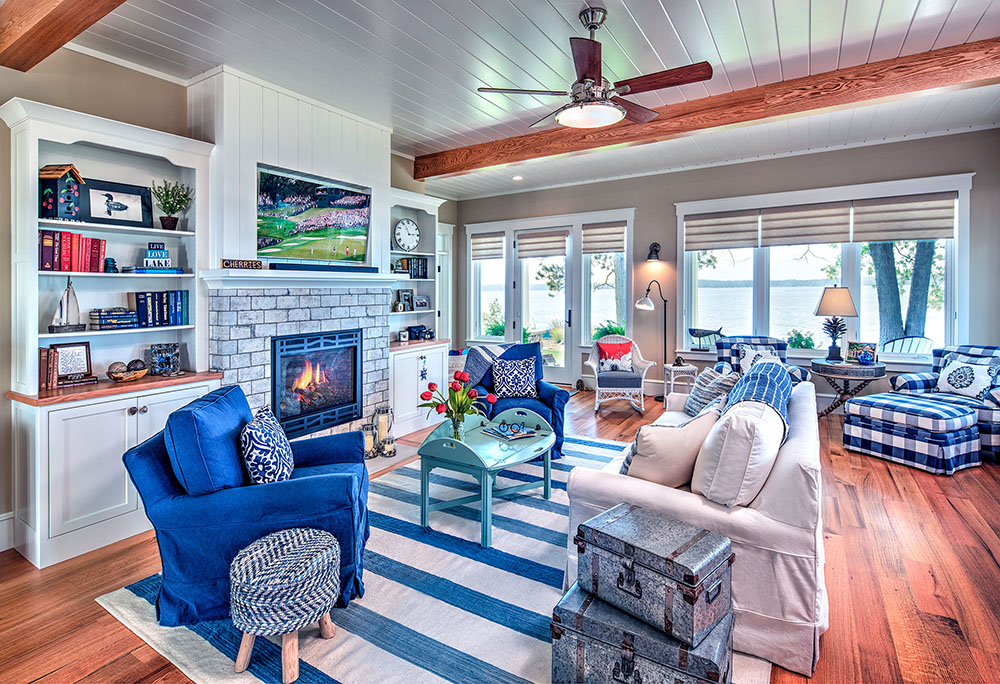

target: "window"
[681,188,962,357]
[470,232,505,339]
[581,221,627,343]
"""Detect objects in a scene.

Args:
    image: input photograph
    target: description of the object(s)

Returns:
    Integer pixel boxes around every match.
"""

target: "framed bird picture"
[78,178,153,228]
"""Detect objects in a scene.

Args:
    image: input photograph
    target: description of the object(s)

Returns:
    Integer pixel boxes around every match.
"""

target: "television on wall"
[256,165,371,263]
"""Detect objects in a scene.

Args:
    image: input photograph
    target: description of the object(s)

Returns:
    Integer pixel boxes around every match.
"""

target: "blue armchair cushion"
[240,406,294,484]
[598,370,643,388]
[492,397,552,425]
[890,372,939,393]
[493,357,538,398]
[164,385,252,496]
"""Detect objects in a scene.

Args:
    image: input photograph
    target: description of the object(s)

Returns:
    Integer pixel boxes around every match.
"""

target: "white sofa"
[565,381,828,676]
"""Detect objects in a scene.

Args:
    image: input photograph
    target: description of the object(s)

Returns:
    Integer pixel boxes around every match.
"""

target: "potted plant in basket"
[418,371,497,440]
[151,180,194,231]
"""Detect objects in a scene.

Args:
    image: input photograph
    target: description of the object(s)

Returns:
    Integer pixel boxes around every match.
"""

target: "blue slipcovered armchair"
[123,385,369,626]
[470,342,570,459]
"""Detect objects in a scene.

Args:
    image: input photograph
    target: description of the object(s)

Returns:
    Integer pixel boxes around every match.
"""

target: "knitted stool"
[230,528,341,683]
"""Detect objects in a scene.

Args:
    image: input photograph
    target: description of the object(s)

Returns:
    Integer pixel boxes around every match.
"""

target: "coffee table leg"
[543,449,552,500]
[420,461,431,529]
[480,473,493,548]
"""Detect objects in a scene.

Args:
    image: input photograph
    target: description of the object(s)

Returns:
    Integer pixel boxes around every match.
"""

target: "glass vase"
[450,414,466,441]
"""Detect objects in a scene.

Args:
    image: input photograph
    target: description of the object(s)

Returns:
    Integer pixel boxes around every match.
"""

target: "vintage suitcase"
[575,503,734,646]
[551,582,733,684]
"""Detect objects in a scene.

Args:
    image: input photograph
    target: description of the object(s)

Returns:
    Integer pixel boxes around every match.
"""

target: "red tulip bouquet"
[418,370,497,440]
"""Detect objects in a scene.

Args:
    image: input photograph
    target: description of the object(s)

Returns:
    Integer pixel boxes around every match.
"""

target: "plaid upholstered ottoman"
[843,393,982,475]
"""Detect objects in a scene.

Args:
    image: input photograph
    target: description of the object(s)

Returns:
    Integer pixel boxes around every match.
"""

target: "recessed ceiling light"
[511,175,523,181]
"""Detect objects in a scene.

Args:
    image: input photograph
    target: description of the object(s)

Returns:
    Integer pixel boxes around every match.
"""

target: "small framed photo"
[398,288,414,311]
[413,295,430,311]
[79,178,153,228]
[398,330,409,343]
[50,341,93,380]
[845,341,878,363]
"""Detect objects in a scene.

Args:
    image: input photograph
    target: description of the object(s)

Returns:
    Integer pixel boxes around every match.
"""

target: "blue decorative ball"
[857,349,875,366]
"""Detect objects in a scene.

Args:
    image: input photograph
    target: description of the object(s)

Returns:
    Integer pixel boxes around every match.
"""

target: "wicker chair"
[586,334,656,412]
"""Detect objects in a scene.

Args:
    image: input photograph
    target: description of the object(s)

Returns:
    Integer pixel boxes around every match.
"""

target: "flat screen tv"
[256,165,371,263]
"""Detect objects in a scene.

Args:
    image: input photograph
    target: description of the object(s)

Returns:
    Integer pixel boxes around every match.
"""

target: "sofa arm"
[538,379,569,407]
[291,431,365,468]
[665,392,689,412]
[889,372,938,393]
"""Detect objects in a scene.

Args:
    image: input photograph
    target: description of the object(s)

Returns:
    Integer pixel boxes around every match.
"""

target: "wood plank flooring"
[0,391,997,683]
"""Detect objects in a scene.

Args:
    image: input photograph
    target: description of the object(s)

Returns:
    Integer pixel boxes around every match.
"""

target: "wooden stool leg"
[282,631,299,684]
[319,612,336,639]
[234,633,255,673]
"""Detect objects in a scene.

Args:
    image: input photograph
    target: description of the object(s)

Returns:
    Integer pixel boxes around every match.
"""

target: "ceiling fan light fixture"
[555,101,625,128]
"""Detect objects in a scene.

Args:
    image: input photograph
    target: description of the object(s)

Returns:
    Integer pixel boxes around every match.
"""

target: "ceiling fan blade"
[611,97,659,124]
[528,106,563,129]
[478,87,570,96]
[569,36,602,83]
[614,61,713,95]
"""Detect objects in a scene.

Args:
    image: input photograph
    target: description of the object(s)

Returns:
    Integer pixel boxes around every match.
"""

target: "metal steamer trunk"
[551,583,734,684]
[574,504,734,646]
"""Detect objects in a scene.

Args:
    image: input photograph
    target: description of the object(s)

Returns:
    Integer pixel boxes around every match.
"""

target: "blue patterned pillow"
[240,407,294,484]
[493,357,538,398]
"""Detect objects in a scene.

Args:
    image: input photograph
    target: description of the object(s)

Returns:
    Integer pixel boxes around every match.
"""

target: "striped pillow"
[684,367,740,417]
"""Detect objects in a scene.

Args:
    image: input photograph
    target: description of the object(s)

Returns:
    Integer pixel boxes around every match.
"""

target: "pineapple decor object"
[822,316,848,362]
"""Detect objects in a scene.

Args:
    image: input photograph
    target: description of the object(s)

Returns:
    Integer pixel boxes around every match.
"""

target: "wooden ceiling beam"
[414,35,1000,180]
[0,0,127,72]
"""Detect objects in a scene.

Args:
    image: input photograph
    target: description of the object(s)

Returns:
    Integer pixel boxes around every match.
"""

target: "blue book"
[181,290,189,325]
[167,291,175,326]
[128,292,150,327]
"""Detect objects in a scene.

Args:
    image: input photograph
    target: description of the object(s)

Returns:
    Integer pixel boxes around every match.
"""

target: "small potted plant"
[151,180,194,231]
[418,371,496,440]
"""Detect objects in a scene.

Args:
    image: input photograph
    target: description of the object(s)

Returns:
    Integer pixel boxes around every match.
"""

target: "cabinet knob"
[127,406,138,415]
[139,405,149,414]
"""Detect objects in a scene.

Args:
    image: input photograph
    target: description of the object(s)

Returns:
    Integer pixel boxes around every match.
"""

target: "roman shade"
[760,201,851,247]
[684,209,759,251]
[851,191,957,243]
[582,221,626,254]
[516,229,568,258]
[470,231,504,260]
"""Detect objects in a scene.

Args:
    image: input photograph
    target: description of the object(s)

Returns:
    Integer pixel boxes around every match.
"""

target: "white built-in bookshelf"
[388,189,447,339]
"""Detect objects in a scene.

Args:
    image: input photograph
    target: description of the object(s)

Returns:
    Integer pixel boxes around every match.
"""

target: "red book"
[97,239,106,272]
[81,237,91,272]
[89,238,101,272]
[39,230,55,271]
[52,232,61,271]
[70,233,81,272]
[49,348,59,389]
[60,232,72,271]
[39,348,48,391]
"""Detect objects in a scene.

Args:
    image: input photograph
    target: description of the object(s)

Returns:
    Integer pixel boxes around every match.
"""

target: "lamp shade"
[634,295,655,311]
[646,242,661,261]
[814,286,858,317]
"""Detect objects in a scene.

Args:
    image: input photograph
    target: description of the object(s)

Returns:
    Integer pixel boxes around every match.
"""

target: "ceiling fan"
[478,7,712,129]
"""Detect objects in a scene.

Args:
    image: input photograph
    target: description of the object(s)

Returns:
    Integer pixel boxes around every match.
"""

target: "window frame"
[676,174,973,364]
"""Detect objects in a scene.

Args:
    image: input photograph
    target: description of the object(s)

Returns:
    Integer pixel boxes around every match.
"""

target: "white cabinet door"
[48,397,138,538]
[136,386,208,443]
[391,350,423,430]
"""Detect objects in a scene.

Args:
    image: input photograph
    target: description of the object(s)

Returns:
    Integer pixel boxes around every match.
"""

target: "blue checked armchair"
[714,336,811,382]
[890,345,1000,460]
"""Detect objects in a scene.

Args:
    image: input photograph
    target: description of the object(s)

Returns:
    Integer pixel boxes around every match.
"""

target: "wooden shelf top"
[6,370,224,407]
[389,338,451,353]
[38,218,196,238]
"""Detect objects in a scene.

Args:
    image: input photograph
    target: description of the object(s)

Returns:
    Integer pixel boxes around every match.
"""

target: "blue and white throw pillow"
[936,358,998,401]
[736,344,781,374]
[240,406,294,484]
[492,357,538,398]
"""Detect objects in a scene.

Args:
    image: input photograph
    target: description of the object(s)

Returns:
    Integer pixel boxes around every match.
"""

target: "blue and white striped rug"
[98,435,769,683]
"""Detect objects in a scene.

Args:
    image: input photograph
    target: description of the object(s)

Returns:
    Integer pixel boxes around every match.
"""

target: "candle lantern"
[374,406,394,445]
[381,436,396,458]
[362,424,378,460]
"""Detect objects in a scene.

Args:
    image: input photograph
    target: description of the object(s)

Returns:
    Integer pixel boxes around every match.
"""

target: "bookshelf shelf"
[38,219,195,238]
[389,310,435,317]
[390,250,435,257]
[39,271,195,278]
[38,325,196,340]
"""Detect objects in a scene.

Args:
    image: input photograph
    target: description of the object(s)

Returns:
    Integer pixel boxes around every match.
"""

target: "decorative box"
[147,343,181,376]
[551,582,733,684]
[575,503,733,647]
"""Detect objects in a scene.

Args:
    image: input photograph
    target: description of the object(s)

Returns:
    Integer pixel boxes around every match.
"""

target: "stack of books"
[481,423,539,441]
[38,230,107,272]
[393,256,429,279]
[126,290,190,327]
[38,347,98,390]
[89,307,140,330]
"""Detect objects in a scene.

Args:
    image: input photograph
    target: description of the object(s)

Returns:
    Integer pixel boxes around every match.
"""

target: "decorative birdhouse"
[39,164,85,221]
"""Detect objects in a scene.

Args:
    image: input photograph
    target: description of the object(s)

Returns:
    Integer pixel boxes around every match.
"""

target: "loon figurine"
[103,193,129,216]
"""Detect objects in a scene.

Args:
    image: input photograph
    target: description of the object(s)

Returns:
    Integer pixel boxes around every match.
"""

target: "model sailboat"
[49,277,85,333]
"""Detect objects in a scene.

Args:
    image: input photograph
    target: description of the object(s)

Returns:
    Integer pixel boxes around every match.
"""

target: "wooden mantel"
[414,35,1000,179]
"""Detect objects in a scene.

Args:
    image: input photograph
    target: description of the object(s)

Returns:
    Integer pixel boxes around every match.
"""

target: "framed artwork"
[845,341,878,363]
[79,178,153,228]
[413,295,430,311]
[50,341,92,380]
[398,289,414,311]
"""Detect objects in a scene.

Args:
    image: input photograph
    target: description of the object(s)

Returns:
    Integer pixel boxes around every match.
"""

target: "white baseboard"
[0,512,12,552]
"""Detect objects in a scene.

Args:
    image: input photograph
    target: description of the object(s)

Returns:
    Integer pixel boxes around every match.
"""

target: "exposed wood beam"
[0,0,126,72]
[414,36,1000,180]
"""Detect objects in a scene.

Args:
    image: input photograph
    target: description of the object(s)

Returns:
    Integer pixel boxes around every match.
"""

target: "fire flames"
[292,360,329,392]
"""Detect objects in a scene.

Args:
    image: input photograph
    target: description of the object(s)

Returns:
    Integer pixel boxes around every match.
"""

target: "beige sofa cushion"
[622,411,719,488]
[692,401,784,507]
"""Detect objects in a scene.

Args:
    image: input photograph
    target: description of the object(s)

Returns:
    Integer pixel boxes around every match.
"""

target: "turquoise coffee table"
[418,408,556,548]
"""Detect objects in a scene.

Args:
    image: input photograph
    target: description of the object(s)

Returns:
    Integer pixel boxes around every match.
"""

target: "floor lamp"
[635,278,668,402]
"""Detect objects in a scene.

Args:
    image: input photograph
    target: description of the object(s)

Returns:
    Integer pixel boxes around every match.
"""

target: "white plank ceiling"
[70,0,1000,198]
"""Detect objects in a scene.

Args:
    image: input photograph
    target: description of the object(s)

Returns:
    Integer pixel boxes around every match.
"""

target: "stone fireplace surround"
[208,286,391,436]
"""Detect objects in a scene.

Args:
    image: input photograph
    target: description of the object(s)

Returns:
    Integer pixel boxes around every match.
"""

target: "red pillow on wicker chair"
[597,341,634,372]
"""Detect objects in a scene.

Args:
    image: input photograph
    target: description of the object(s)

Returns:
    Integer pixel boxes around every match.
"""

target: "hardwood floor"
[1,392,998,683]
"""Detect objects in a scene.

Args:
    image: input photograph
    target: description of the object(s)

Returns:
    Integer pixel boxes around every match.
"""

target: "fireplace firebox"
[271,329,362,438]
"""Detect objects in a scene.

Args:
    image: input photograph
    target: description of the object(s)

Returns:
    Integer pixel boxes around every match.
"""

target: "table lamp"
[815,286,858,362]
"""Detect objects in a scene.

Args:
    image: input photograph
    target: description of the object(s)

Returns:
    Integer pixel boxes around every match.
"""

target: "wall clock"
[393,218,421,252]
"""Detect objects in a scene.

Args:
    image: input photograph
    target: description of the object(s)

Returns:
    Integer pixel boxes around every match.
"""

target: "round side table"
[665,363,698,397]
[810,359,886,417]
